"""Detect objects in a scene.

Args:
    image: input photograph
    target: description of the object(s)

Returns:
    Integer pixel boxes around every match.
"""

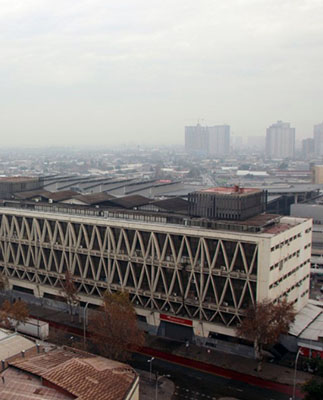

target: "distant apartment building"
[265,121,295,159]
[314,122,323,157]
[185,124,208,155]
[185,124,230,156]
[302,138,314,159]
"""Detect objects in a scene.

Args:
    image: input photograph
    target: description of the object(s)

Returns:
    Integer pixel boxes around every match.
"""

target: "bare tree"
[89,291,145,361]
[0,272,9,291]
[0,299,29,330]
[236,299,295,371]
[60,270,79,320]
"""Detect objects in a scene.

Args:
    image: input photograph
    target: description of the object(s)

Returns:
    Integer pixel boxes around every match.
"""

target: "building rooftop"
[72,192,115,205]
[0,176,39,183]
[149,197,188,212]
[0,330,35,362]
[107,194,151,209]
[44,190,79,202]
[200,186,262,195]
[6,347,138,400]
[13,189,52,200]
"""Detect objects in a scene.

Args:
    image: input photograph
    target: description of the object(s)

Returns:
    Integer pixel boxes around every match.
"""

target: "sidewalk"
[145,335,312,388]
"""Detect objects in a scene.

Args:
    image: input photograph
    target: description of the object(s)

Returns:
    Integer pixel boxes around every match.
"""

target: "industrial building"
[0,186,312,342]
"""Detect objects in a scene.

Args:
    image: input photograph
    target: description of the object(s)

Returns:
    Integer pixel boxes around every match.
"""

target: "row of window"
[270,232,302,252]
[304,243,311,249]
[270,251,305,271]
[269,266,309,289]
[274,276,310,300]
[305,227,312,234]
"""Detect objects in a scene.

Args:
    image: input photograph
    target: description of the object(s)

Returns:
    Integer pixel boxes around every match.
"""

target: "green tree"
[302,378,323,400]
[89,291,145,361]
[236,299,295,372]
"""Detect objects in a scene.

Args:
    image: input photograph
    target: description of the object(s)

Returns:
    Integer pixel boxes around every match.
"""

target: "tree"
[60,270,79,319]
[88,291,145,361]
[302,378,323,400]
[236,299,295,372]
[0,299,29,330]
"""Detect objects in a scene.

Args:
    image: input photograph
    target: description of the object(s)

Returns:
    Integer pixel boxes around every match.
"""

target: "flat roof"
[199,186,262,195]
[0,177,38,183]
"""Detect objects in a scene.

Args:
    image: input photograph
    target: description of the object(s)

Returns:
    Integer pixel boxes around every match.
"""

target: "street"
[131,353,293,400]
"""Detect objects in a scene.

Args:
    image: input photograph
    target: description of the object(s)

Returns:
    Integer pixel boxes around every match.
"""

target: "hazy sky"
[1,0,323,146]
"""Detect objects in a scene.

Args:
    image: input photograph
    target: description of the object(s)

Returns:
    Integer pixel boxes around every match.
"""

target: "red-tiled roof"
[9,348,137,400]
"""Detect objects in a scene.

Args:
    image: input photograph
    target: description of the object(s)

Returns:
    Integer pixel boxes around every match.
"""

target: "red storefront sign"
[160,314,193,327]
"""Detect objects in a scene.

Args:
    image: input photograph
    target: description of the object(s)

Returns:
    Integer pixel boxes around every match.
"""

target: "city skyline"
[1,0,323,146]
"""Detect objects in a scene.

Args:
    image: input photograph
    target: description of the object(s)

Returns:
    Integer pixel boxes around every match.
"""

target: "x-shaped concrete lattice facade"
[0,212,259,327]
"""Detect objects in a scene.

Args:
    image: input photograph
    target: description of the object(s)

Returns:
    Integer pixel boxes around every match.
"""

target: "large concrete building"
[0,196,311,342]
[185,124,230,156]
[265,121,295,159]
[188,186,266,220]
[314,122,323,157]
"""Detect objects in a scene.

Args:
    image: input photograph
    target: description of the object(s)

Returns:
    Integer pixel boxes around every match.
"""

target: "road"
[131,353,293,400]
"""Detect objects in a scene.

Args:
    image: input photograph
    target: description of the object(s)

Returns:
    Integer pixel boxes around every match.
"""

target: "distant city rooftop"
[0,176,39,183]
[200,186,261,195]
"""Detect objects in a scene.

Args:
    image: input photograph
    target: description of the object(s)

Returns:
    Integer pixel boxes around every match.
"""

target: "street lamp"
[155,373,171,400]
[292,347,303,400]
[147,357,155,381]
[83,302,90,349]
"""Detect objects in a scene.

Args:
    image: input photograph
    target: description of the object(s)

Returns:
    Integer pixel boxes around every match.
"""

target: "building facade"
[0,204,311,341]
[312,165,323,184]
[302,138,314,159]
[188,187,266,220]
[314,122,323,157]
[185,124,230,156]
[266,121,295,159]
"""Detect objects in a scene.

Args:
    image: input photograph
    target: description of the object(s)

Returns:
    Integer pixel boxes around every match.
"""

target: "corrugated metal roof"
[44,190,79,201]
[108,195,151,209]
[289,303,322,337]
[299,310,323,341]
[72,193,115,205]
[13,189,52,200]
[150,197,188,212]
